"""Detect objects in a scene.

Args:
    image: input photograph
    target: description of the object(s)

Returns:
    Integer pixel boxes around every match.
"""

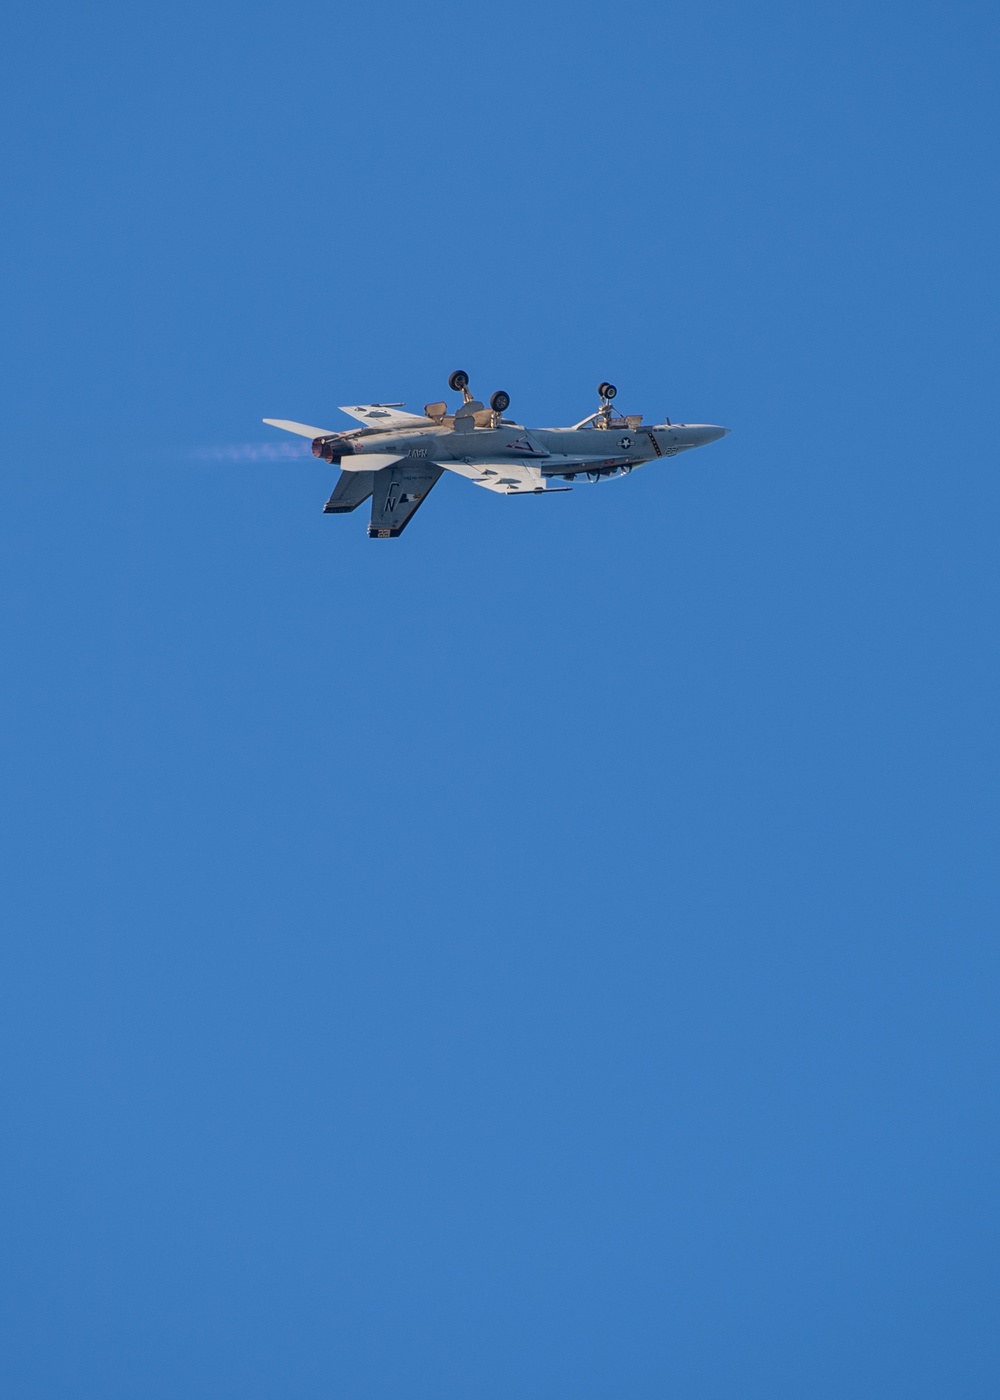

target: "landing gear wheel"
[598,381,618,400]
[490,390,510,413]
[449,370,470,392]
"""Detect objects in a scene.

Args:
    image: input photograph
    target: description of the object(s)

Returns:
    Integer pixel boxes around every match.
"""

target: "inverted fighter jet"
[264,372,729,538]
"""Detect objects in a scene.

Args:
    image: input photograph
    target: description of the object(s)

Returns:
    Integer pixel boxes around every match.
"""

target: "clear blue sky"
[1,1,998,1395]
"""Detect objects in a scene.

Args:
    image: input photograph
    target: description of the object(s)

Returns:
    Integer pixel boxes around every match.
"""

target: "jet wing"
[263,417,339,439]
[367,461,444,538]
[339,404,430,428]
[438,458,554,495]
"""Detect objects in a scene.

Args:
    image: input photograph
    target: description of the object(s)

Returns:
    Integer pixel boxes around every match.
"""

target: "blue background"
[1,1,998,1395]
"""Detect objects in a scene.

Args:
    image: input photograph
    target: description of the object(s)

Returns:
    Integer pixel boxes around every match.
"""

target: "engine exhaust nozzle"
[312,436,354,463]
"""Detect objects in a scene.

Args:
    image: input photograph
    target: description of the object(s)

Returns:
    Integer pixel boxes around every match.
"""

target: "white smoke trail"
[190,441,312,462]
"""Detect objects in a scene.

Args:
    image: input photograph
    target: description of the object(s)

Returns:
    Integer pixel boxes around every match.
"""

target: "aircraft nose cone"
[691,424,730,445]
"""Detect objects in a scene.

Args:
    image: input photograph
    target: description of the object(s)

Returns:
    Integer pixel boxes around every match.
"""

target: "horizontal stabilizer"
[341,453,405,473]
[263,417,338,439]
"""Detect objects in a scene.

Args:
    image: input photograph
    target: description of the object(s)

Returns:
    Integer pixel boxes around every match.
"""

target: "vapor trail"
[190,442,312,462]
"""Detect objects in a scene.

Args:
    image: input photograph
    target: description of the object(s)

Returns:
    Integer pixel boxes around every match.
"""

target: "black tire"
[490,390,510,413]
[449,370,470,392]
[598,381,618,400]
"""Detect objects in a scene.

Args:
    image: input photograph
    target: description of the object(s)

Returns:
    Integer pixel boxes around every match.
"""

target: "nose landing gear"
[596,381,618,428]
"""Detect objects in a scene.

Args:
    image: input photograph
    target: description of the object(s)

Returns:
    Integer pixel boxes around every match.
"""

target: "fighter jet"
[264,372,729,538]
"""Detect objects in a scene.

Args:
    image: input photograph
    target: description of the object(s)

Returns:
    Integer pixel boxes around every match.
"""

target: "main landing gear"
[446,372,511,426]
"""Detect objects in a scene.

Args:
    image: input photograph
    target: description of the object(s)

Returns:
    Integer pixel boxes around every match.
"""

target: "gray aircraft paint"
[264,379,729,538]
